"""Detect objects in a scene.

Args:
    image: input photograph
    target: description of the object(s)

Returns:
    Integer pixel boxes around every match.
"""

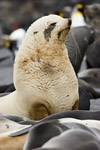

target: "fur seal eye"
[44,22,56,41]
[50,22,57,26]
[33,31,38,34]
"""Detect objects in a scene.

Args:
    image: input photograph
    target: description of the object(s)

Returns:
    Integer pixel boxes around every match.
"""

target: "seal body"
[83,3,100,31]
[0,15,79,120]
[0,116,30,150]
[65,26,94,73]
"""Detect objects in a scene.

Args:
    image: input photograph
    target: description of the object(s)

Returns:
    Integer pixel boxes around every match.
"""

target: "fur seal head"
[27,14,71,45]
[0,15,79,120]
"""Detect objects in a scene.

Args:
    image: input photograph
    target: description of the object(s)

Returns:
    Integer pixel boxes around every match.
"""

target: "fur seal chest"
[0,15,79,120]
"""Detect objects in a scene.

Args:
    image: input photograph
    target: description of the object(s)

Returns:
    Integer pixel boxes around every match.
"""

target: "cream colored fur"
[0,15,79,120]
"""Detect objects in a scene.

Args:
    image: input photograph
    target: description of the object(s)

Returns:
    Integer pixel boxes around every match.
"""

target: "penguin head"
[71,4,86,27]
[77,4,84,13]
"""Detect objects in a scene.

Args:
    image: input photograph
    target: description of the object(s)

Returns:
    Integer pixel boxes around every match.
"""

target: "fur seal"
[0,14,79,120]
[1,115,100,150]
[78,69,100,90]
[41,127,100,150]
[0,116,31,150]
[78,68,100,78]
[24,119,100,150]
[65,26,94,73]
[86,33,100,68]
[2,110,100,126]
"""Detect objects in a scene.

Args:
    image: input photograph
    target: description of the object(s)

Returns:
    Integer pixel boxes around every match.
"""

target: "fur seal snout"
[0,15,79,120]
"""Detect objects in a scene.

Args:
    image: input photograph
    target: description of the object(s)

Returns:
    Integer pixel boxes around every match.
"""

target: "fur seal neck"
[0,15,79,120]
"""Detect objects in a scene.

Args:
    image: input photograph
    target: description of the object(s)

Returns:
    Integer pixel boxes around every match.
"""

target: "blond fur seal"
[0,14,79,120]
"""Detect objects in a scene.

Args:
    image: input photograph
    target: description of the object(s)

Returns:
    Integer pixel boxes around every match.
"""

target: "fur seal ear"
[33,31,38,34]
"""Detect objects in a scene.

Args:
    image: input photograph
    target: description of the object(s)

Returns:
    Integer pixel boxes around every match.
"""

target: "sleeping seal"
[0,14,79,120]
[0,116,30,150]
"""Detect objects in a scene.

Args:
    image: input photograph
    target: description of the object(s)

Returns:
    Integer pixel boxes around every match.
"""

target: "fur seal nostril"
[68,19,72,26]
